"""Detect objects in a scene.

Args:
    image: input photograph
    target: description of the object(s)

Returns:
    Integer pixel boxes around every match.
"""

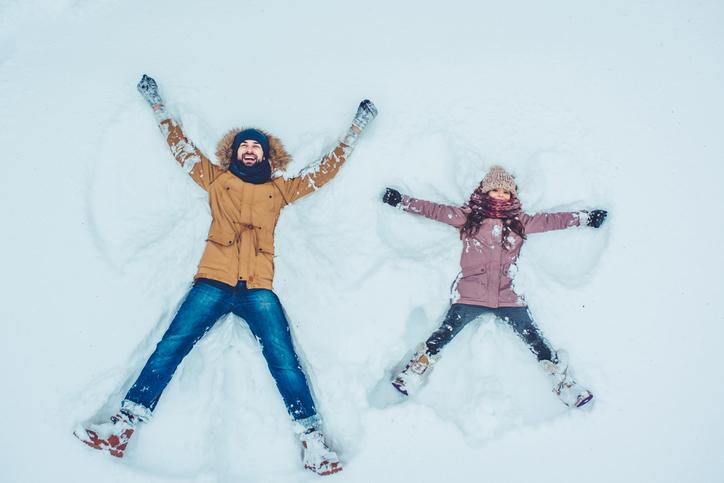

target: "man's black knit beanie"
[231,129,270,161]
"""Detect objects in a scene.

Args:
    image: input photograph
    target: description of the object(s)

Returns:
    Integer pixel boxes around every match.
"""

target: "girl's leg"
[494,307,555,362]
[392,304,489,395]
[496,307,594,407]
[124,280,232,411]
[425,303,490,356]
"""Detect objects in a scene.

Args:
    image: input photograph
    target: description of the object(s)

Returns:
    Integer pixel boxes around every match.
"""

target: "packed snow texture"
[1,1,723,482]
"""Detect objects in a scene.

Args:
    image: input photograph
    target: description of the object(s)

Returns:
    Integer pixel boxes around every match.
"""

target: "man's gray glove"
[352,99,378,130]
[342,99,378,146]
[137,74,163,107]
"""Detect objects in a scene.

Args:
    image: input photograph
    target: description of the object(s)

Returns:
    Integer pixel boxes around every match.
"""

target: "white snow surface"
[2,1,724,482]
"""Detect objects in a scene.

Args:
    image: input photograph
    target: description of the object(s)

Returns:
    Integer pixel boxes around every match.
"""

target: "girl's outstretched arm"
[382,188,467,228]
[137,74,221,191]
[521,209,607,234]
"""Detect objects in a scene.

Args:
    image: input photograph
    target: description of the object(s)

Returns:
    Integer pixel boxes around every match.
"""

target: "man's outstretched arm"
[277,100,378,204]
[137,74,220,191]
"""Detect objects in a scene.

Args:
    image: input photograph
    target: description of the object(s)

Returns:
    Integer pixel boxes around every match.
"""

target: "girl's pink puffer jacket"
[401,195,582,308]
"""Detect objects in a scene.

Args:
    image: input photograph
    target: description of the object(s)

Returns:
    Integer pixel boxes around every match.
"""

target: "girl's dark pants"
[425,303,555,362]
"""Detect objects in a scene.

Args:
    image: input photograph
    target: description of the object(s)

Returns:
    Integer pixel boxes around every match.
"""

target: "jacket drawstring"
[240,223,261,253]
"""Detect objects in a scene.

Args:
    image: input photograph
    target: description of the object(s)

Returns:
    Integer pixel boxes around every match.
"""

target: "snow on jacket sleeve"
[400,195,468,228]
[157,114,221,191]
[277,141,351,204]
[520,211,582,234]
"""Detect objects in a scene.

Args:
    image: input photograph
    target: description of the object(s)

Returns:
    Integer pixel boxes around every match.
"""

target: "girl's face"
[488,189,512,201]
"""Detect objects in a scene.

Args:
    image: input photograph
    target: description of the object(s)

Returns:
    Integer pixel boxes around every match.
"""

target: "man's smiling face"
[237,140,265,166]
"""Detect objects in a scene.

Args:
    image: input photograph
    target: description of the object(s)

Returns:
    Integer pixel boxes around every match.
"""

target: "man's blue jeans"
[125,279,317,422]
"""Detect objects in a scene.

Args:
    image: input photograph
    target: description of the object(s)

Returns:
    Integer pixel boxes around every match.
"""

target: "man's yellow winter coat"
[160,117,351,289]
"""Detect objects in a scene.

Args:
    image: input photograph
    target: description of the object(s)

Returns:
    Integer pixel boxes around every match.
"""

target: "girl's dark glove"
[587,209,608,228]
[383,188,402,207]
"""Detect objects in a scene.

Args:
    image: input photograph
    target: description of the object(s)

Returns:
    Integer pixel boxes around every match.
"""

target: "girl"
[382,165,607,408]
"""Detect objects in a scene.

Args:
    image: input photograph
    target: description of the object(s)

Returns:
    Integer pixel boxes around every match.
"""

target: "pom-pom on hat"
[479,165,517,195]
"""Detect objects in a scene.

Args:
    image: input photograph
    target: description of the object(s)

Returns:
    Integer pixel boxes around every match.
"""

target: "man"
[74,75,377,476]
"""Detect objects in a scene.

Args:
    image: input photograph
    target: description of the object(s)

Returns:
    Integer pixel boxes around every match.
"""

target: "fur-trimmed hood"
[215,128,292,172]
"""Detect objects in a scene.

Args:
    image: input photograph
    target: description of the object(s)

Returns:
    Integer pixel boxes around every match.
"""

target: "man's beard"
[240,154,261,166]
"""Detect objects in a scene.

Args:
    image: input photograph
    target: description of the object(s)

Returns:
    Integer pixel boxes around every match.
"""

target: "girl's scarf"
[463,190,525,249]
[468,190,522,220]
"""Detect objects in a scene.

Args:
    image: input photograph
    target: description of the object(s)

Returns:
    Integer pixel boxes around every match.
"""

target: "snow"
[2,0,724,482]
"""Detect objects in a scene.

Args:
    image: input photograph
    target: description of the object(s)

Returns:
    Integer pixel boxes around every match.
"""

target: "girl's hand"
[586,209,608,228]
[383,188,402,207]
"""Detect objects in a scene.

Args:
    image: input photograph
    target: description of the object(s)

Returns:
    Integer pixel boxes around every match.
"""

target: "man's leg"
[233,288,317,423]
[233,288,341,475]
[494,307,555,362]
[75,279,232,456]
[124,280,232,411]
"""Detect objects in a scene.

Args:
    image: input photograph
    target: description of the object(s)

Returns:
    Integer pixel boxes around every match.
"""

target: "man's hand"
[352,99,378,131]
[586,209,608,228]
[342,99,378,146]
[137,74,163,107]
[382,188,402,207]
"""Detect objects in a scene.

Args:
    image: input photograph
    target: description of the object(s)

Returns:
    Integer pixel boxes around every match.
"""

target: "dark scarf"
[228,158,272,184]
[461,190,526,249]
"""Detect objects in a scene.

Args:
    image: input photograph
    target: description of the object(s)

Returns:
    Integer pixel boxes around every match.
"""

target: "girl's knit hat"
[479,165,517,195]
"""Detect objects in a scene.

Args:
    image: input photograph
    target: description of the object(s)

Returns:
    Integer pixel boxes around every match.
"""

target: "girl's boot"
[392,345,439,396]
[540,350,594,408]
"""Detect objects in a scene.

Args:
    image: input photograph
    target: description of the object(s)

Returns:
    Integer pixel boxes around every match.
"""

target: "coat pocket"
[206,227,236,246]
[456,263,489,298]
[461,262,488,279]
[199,225,238,272]
[455,274,486,300]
